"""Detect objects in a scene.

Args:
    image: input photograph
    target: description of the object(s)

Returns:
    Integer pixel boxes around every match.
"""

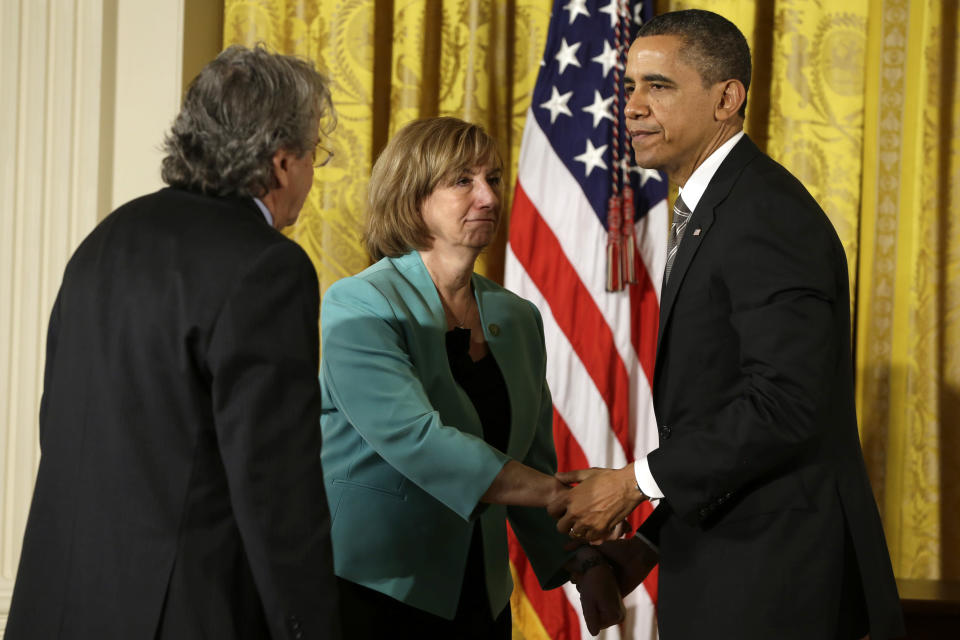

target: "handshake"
[548,466,657,635]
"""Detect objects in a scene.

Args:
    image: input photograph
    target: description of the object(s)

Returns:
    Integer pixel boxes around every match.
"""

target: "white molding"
[1,0,105,604]
[109,0,185,210]
[0,583,9,634]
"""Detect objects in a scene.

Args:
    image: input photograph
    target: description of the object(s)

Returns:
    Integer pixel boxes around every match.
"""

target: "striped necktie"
[664,194,692,284]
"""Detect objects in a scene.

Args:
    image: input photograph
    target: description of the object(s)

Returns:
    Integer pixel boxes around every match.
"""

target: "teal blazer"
[320,251,570,619]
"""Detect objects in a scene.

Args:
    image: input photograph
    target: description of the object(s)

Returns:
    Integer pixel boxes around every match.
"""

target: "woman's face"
[420,163,502,254]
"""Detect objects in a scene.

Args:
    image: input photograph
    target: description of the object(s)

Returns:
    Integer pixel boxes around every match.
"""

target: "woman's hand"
[481,460,569,508]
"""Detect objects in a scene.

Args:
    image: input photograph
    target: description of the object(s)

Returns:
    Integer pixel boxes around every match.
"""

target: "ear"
[271,149,295,189]
[715,79,746,121]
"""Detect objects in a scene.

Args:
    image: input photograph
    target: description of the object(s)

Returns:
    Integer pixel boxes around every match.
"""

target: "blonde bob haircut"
[364,117,503,261]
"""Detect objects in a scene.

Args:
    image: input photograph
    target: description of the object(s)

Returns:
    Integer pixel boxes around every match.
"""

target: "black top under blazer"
[639,136,905,640]
[6,188,340,639]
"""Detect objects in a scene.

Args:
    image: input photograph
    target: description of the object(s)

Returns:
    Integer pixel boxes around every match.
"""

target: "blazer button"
[659,425,672,439]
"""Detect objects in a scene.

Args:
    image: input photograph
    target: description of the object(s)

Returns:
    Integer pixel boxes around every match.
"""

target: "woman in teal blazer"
[320,118,622,637]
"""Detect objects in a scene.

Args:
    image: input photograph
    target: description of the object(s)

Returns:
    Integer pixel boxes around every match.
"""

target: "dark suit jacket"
[6,188,340,639]
[639,136,904,639]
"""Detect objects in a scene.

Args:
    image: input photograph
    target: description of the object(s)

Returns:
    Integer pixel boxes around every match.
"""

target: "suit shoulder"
[728,153,839,237]
[326,257,402,296]
[328,254,434,305]
[110,188,280,238]
[740,153,823,211]
[323,267,394,315]
[325,271,378,298]
[71,188,310,289]
[716,152,847,291]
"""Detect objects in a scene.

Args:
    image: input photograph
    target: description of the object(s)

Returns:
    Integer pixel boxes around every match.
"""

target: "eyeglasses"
[312,141,334,168]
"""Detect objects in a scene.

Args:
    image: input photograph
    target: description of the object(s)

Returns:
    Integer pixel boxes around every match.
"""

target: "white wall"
[109,1,186,208]
[0,0,218,632]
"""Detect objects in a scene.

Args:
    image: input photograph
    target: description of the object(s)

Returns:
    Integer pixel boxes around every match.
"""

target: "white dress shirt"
[253,197,274,227]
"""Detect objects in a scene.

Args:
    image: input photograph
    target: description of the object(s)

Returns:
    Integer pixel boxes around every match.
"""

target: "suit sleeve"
[320,276,510,521]
[636,501,672,548]
[649,184,841,522]
[207,240,340,640]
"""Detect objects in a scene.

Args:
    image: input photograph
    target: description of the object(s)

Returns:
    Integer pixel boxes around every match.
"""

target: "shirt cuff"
[634,456,665,500]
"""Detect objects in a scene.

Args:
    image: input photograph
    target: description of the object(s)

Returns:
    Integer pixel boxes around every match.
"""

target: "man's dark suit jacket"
[6,188,339,639]
[639,136,905,640]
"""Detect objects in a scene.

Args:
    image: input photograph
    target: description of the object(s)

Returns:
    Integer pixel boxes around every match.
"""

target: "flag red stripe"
[510,181,634,459]
[629,251,660,389]
[552,408,589,474]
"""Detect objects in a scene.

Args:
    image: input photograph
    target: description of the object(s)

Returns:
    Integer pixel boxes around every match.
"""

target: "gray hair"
[637,9,751,118]
[161,44,334,198]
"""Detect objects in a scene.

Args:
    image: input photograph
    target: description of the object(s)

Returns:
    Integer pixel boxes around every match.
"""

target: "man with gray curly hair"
[7,45,341,639]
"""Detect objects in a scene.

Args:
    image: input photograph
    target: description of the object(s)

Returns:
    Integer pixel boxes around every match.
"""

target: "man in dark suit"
[6,45,340,639]
[548,10,905,640]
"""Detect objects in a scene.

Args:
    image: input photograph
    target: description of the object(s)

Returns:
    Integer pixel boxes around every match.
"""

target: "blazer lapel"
[390,251,449,329]
[655,135,762,356]
[391,253,539,456]
[389,252,487,440]
[473,279,535,459]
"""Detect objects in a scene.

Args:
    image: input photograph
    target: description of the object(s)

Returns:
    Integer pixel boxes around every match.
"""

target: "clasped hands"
[550,466,654,635]
[549,465,648,542]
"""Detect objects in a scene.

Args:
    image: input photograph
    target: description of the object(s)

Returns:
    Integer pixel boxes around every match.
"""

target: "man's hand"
[567,548,625,635]
[596,536,659,596]
[548,466,647,542]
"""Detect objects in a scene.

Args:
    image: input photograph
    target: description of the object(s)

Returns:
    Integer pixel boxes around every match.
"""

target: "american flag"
[505,1,667,638]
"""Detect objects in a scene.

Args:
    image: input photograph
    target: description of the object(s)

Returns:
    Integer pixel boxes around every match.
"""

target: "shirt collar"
[252,197,274,227]
[677,131,744,212]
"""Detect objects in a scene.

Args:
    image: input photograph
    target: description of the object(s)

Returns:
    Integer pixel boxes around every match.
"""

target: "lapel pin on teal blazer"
[488,323,501,336]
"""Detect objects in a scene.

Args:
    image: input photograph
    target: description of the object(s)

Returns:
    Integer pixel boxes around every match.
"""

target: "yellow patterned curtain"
[665,0,960,582]
[856,0,960,581]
